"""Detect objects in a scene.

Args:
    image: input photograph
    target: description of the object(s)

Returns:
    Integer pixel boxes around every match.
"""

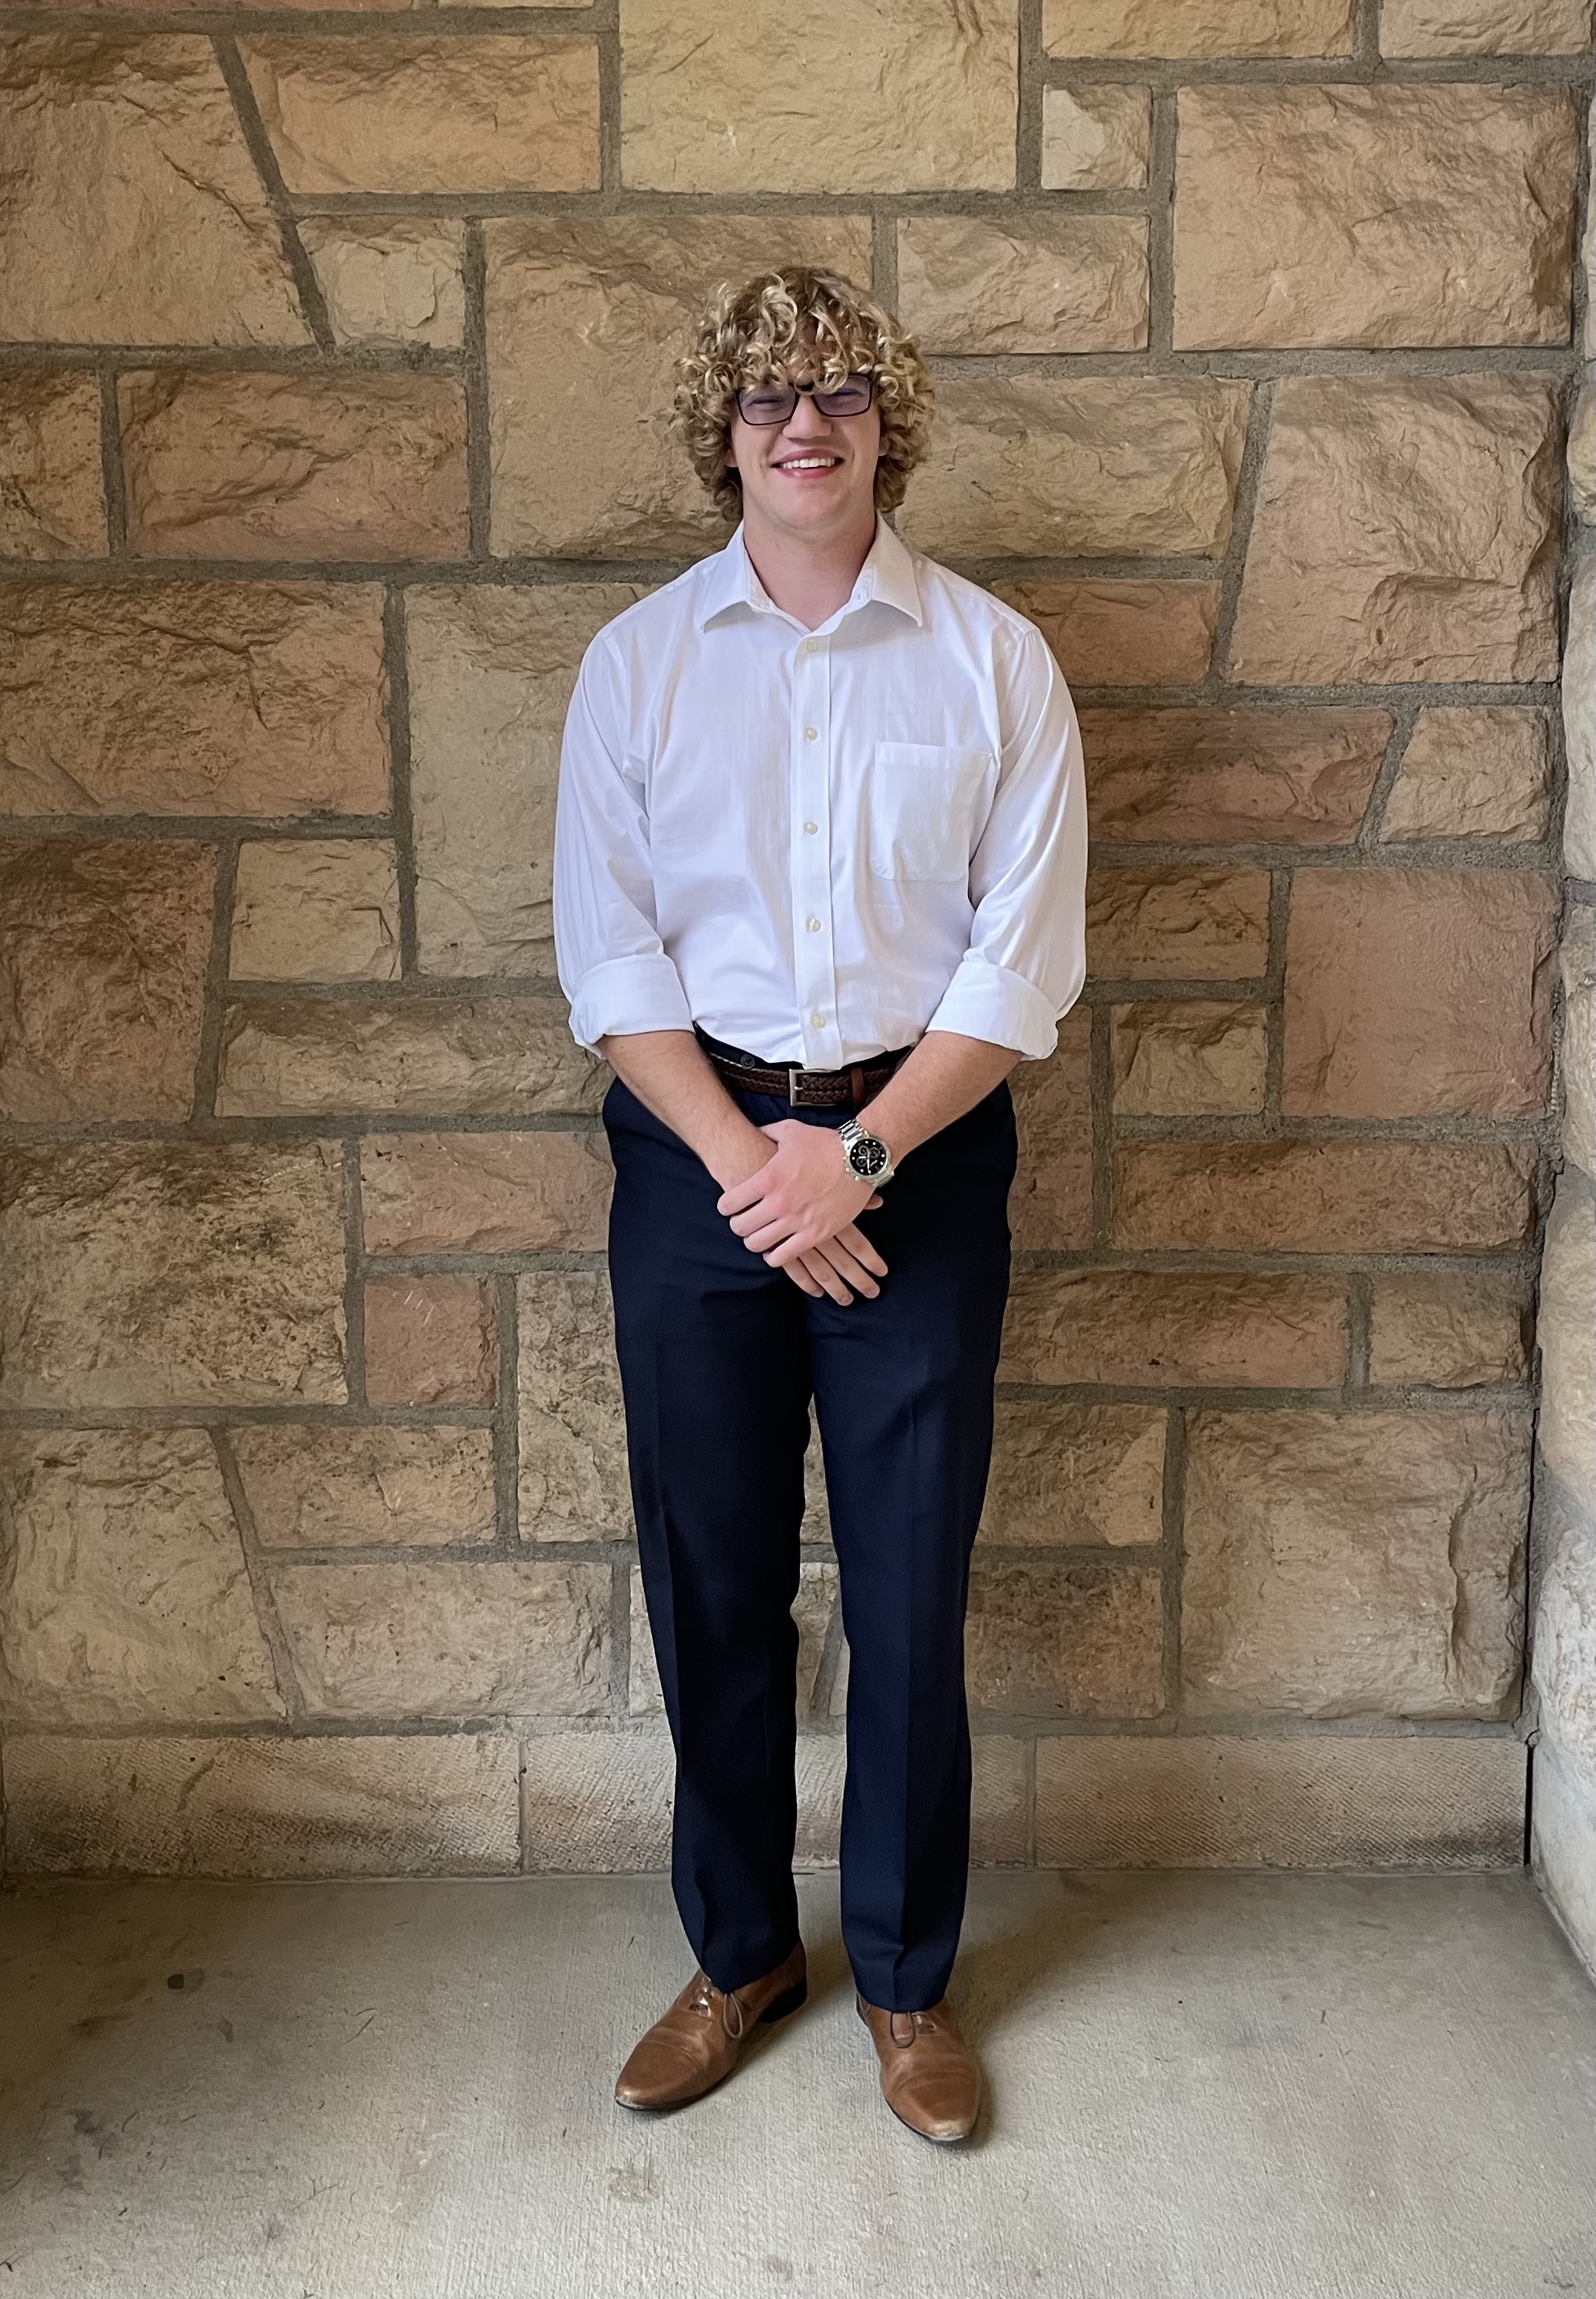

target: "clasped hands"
[715,1118,889,1306]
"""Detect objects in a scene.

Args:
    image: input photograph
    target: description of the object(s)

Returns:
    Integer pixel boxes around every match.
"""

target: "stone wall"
[0,0,1590,1881]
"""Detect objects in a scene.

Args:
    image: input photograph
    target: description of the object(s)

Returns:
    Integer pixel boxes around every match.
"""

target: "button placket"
[791,632,838,1069]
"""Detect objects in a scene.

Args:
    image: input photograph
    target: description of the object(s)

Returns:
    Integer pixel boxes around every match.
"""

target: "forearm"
[861,1030,1021,1165]
[598,1028,773,1189]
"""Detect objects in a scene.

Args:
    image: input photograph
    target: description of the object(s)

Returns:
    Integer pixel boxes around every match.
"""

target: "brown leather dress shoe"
[613,1942,808,2112]
[857,1993,981,2143]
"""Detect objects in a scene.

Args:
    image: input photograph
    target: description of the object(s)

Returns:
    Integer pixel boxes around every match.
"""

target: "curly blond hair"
[671,266,935,522]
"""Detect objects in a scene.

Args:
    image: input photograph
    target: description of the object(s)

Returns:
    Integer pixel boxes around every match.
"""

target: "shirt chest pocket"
[866,742,996,884]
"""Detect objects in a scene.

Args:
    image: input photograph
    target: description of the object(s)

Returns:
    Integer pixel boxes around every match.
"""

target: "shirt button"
[803,726,818,742]
[806,917,821,932]
[803,820,818,835]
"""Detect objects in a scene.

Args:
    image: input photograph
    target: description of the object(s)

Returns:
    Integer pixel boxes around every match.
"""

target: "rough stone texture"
[522,1731,674,1871]
[997,581,1218,686]
[1380,0,1594,51]
[1115,1140,1535,1253]
[897,217,1148,353]
[1381,707,1553,845]
[0,839,214,1120]
[980,1402,1165,1547]
[485,218,871,560]
[1035,1734,1525,1867]
[1230,375,1561,686]
[1181,1408,1530,1718]
[215,997,604,1118]
[1369,1269,1530,1389]
[1533,1479,1596,1776]
[298,218,465,349]
[0,581,388,818]
[362,1131,612,1254]
[1538,1186,1596,1502]
[1041,84,1151,190]
[900,378,1250,561]
[1043,0,1355,54]
[269,1560,609,1718]
[1565,557,1596,879]
[965,1560,1165,1717]
[1175,85,1578,350]
[1112,1001,1267,1116]
[1086,867,1271,980]
[1282,868,1558,1119]
[406,584,648,974]
[3,1731,520,1876]
[0,371,104,557]
[1008,1008,1092,1249]
[517,1272,630,1542]
[630,1561,841,1718]
[1000,1269,1347,1389]
[1561,909,1595,1179]
[1081,706,1390,844]
[0,36,310,346]
[621,0,1018,192]
[362,1275,497,1408]
[0,1427,283,1729]
[0,1140,346,1408]
[239,35,600,195]
[230,839,398,983]
[231,1424,497,1550]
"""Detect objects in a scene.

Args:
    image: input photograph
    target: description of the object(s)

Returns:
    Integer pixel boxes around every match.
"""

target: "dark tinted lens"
[736,384,798,425]
[815,374,873,415]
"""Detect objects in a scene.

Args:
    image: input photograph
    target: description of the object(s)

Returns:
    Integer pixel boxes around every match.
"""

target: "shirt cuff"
[567,954,694,1052]
[924,955,1066,1060]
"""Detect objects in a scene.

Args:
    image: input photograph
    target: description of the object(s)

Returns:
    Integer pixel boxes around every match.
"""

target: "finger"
[795,1248,853,1306]
[835,1223,888,1277]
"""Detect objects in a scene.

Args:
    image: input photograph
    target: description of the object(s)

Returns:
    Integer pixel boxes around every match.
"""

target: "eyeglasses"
[734,373,875,425]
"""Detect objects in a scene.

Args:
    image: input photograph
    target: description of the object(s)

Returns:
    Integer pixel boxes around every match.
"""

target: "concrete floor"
[1,1870,1591,2299]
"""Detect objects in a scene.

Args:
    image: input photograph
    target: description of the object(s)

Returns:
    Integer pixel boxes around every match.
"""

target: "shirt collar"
[696,514,924,633]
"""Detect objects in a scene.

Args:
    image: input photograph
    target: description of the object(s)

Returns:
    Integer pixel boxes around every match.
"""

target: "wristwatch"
[838,1116,896,1187]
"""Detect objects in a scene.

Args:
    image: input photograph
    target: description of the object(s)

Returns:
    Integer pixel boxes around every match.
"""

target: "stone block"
[216,997,604,1118]
[1112,1001,1267,1116]
[0,580,388,818]
[621,0,1018,191]
[299,218,465,349]
[1182,1407,1530,1718]
[0,839,214,1120]
[1381,0,1593,51]
[239,35,600,194]
[3,1730,520,1877]
[1538,1183,1596,1500]
[0,35,309,346]
[900,377,1250,561]
[1565,556,1596,879]
[630,1560,841,1718]
[1082,706,1391,845]
[1086,867,1271,981]
[230,1424,497,1550]
[0,1140,346,1408]
[1368,1269,1529,1389]
[0,1427,283,1730]
[1043,0,1355,53]
[1532,1477,1596,1778]
[1381,707,1552,845]
[996,581,1218,686]
[965,1560,1164,1717]
[362,1131,613,1254]
[1041,84,1151,190]
[363,1275,497,1408]
[897,217,1148,352]
[980,1401,1165,1547]
[0,371,104,557]
[522,1731,674,1871]
[1000,1268,1347,1389]
[230,839,398,983]
[1561,909,1594,1178]
[1175,84,1578,349]
[1230,375,1561,686]
[1114,1140,1535,1253]
[407,584,648,974]
[484,218,871,559]
[517,1272,630,1541]
[1009,1008,1092,1249]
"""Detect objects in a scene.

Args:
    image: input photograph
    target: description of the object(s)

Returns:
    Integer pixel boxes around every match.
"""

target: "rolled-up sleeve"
[925,620,1088,1060]
[553,637,693,1053]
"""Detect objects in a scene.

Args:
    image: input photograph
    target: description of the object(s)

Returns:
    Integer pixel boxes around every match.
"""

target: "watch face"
[848,1133,891,1179]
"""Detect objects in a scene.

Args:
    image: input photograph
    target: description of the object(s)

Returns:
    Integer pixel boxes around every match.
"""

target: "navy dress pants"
[602,1060,1017,2014]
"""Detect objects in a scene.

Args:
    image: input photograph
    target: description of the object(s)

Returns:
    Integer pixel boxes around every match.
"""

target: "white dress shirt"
[552,514,1087,1070]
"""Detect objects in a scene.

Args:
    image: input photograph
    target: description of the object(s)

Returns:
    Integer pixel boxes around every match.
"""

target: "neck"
[739,503,878,631]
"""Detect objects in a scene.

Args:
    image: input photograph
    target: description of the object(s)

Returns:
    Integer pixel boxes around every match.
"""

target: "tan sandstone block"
[1082,706,1390,845]
[0,1140,346,1408]
[1182,1408,1530,1718]
[1381,0,1593,52]
[363,1275,497,1408]
[0,581,388,817]
[0,1427,283,1730]
[0,36,309,346]
[1044,0,1354,53]
[898,217,1148,353]
[996,581,1218,686]
[980,1401,1165,1546]
[1087,868,1271,981]
[298,218,465,349]
[407,585,648,974]
[630,1560,841,1718]
[485,217,871,560]
[1283,868,1557,1119]
[1000,1269,1347,1388]
[1382,707,1552,845]
[1009,1008,1092,1249]
[523,1731,674,1871]
[1538,1185,1596,1500]
[900,377,1250,561]
[1564,556,1596,878]
[270,1559,608,1717]
[1561,910,1595,1178]
[517,1272,629,1542]
[120,371,468,562]
[0,840,214,1120]
[1368,1270,1529,1389]
[1041,85,1152,190]
[1112,1001,1267,1116]
[4,1731,520,1877]
[239,35,600,194]
[1230,375,1561,686]
[216,997,603,1118]
[966,1560,1164,1718]
[362,1132,612,1254]
[231,1424,496,1549]
[0,372,104,557]
[1175,85,1578,350]
[1115,1140,1535,1252]
[622,0,1017,192]
[230,839,398,983]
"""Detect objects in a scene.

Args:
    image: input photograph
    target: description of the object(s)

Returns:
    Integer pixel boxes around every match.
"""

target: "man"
[552,266,1086,2143]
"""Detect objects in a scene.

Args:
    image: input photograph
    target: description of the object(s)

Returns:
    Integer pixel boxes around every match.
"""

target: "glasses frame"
[733,372,876,426]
